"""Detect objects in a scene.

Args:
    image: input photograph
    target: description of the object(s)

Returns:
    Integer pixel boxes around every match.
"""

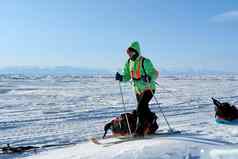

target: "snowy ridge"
[22,133,236,159]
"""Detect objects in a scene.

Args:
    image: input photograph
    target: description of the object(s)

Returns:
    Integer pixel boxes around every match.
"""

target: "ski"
[90,130,182,146]
[90,138,102,145]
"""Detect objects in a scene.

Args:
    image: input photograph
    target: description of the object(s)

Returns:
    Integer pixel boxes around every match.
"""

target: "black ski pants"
[135,89,154,134]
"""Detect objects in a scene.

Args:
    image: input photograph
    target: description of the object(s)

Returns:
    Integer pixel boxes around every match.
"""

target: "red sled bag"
[103,110,159,138]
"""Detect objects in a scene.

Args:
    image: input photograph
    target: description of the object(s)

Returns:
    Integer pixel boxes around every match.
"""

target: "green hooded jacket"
[122,41,158,94]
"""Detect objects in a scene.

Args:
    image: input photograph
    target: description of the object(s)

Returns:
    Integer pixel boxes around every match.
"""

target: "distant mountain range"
[159,68,235,75]
[0,66,235,76]
[0,66,111,76]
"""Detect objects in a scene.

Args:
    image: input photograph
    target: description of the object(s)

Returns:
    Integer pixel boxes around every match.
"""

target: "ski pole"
[151,91,173,132]
[118,81,132,136]
[129,80,173,132]
[146,80,173,132]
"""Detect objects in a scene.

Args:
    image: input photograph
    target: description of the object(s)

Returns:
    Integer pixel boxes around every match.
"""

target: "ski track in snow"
[0,75,238,158]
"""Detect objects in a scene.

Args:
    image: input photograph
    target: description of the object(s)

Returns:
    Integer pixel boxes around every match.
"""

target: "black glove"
[115,72,123,81]
[142,75,151,82]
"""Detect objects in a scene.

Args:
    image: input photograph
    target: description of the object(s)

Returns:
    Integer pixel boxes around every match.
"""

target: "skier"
[115,41,159,137]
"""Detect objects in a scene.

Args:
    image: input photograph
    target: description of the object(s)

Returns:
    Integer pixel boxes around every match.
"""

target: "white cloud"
[211,10,238,23]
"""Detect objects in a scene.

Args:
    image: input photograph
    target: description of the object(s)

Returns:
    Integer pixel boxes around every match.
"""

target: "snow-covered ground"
[0,75,238,159]
[21,135,238,159]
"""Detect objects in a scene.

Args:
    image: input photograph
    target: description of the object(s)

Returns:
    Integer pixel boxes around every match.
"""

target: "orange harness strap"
[130,57,142,80]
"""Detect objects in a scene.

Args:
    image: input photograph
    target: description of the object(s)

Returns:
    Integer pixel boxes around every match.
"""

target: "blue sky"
[0,0,238,72]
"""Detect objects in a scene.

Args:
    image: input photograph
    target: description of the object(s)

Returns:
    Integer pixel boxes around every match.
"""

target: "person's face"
[127,50,135,59]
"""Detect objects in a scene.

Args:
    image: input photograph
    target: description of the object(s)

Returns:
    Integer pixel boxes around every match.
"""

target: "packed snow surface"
[0,75,238,159]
